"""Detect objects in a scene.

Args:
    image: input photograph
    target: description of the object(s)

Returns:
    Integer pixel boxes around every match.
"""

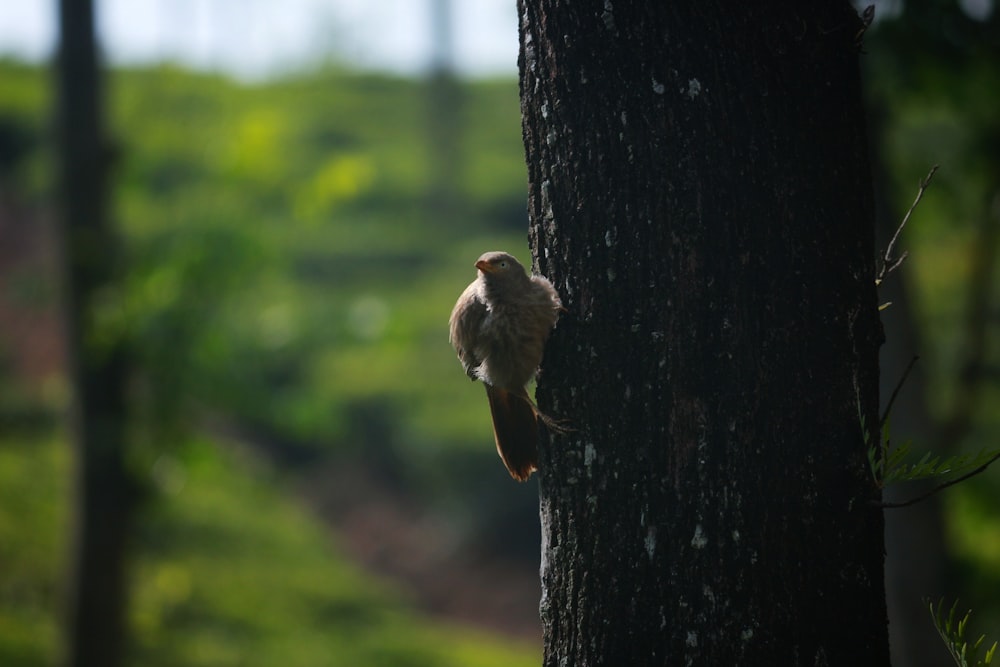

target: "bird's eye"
[499,261,508,269]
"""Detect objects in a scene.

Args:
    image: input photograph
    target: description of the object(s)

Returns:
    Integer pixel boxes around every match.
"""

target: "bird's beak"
[475,259,493,273]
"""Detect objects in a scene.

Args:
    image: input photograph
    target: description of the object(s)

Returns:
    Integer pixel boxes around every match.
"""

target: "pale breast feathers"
[448,282,488,379]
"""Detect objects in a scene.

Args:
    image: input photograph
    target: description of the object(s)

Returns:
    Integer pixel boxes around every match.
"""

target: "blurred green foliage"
[0,434,66,667]
[0,58,539,666]
[864,4,1000,631]
[1,58,532,460]
[101,64,530,458]
[0,431,538,666]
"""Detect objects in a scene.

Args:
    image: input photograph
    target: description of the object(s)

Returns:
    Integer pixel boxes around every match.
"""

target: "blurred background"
[0,1,997,666]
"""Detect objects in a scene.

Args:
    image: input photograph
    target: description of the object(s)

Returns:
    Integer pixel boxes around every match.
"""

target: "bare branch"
[876,165,938,287]
[881,355,919,427]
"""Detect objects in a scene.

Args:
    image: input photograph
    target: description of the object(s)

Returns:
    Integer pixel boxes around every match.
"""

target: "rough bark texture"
[517,2,890,664]
[57,2,131,666]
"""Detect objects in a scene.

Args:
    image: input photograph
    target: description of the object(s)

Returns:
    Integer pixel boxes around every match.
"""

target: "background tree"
[426,0,465,229]
[56,1,131,666]
[866,5,1000,664]
[518,2,890,663]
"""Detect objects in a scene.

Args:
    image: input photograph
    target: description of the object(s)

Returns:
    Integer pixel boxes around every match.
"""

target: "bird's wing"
[449,284,489,380]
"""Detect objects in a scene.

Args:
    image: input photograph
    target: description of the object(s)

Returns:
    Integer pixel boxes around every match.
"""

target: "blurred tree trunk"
[426,0,464,227]
[56,1,131,666]
[865,2,1000,655]
[518,2,890,664]
[869,106,951,667]
[877,275,949,667]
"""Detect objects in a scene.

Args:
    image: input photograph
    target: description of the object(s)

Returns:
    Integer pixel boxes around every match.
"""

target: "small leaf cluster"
[929,598,998,667]
[867,436,1000,487]
[859,402,1000,489]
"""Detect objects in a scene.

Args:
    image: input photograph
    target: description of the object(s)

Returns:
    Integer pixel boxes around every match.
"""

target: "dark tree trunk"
[56,1,131,666]
[518,2,890,664]
[879,283,949,666]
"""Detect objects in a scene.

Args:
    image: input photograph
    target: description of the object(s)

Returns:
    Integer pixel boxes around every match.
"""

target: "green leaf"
[884,446,1000,485]
[927,598,999,667]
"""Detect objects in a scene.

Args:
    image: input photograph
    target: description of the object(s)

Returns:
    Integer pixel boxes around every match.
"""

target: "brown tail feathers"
[484,384,539,481]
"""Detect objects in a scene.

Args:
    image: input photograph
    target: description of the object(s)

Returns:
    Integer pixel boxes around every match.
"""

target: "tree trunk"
[426,0,465,227]
[56,1,131,666]
[518,2,890,664]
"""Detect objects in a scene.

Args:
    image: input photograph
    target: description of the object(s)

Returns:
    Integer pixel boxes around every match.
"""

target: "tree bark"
[518,2,890,664]
[56,1,131,666]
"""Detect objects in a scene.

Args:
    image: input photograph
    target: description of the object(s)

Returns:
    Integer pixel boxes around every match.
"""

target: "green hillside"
[0,430,538,667]
[0,59,541,667]
[1,59,534,458]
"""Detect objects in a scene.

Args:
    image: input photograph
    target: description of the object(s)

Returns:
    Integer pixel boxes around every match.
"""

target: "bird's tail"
[484,384,539,482]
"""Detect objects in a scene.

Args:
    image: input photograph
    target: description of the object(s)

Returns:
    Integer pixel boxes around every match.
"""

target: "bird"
[449,251,562,481]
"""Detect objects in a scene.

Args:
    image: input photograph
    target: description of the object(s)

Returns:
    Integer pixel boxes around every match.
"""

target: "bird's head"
[475,251,524,277]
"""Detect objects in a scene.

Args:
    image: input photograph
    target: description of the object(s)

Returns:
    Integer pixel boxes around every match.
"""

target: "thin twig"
[876,165,939,286]
[881,355,919,427]
[880,451,1000,509]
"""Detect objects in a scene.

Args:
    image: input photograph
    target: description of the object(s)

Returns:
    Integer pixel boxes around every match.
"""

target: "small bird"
[449,251,562,481]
